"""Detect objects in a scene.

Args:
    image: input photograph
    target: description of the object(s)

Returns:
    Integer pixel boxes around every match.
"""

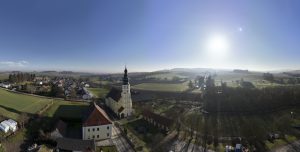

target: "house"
[0,83,11,89]
[0,122,9,133]
[142,110,174,132]
[82,87,92,100]
[50,120,67,140]
[56,137,95,152]
[105,67,133,118]
[82,103,112,140]
[83,94,92,100]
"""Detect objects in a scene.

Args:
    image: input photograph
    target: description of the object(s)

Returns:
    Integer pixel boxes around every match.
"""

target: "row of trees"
[204,86,300,114]
[263,73,274,81]
[8,73,35,83]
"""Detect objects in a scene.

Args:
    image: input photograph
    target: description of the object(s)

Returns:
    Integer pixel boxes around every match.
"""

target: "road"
[111,124,134,152]
[96,123,134,152]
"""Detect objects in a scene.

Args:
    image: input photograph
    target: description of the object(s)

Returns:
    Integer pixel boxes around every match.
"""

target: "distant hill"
[156,68,227,73]
[233,69,249,73]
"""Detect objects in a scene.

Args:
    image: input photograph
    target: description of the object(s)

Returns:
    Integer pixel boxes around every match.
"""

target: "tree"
[50,84,64,98]
[69,88,77,99]
[196,76,205,87]
[188,80,194,89]
[263,73,274,82]
[172,76,181,82]
[18,112,29,129]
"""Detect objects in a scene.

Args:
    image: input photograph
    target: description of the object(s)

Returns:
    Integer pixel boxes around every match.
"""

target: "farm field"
[0,88,51,119]
[132,81,189,92]
[214,72,263,82]
[0,73,9,80]
[0,88,89,120]
[86,87,109,98]
[89,76,111,85]
[146,72,187,80]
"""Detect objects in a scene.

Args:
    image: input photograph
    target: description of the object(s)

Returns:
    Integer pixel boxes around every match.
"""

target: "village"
[0,68,183,152]
[1,67,299,152]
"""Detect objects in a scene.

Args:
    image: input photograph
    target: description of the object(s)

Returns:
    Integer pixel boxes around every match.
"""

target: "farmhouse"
[142,110,173,132]
[82,102,112,140]
[105,67,133,118]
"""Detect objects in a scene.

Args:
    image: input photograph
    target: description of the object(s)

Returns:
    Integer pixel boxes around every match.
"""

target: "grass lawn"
[132,81,189,92]
[86,87,109,98]
[0,88,89,120]
[43,100,89,120]
[0,73,9,80]
[265,135,297,150]
[0,89,52,119]
[89,76,111,85]
[146,72,187,80]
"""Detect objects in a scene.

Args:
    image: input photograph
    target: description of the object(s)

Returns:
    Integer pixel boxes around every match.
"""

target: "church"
[105,67,133,118]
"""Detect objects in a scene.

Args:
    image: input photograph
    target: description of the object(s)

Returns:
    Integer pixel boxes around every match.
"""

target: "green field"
[0,73,9,80]
[43,100,88,120]
[146,72,187,80]
[89,76,111,85]
[86,87,109,98]
[0,88,89,120]
[0,89,51,119]
[132,81,189,92]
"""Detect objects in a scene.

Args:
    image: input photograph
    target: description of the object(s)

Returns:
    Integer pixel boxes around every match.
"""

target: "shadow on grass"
[0,105,22,115]
[53,104,88,121]
[17,103,89,151]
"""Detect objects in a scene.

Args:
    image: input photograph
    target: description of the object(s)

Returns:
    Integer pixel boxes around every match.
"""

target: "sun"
[207,34,229,56]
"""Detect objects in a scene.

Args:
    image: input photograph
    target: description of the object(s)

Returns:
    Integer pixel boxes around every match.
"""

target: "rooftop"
[83,102,112,127]
[56,137,95,151]
[106,87,122,101]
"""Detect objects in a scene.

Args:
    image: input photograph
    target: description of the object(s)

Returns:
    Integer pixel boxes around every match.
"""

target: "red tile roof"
[83,103,112,127]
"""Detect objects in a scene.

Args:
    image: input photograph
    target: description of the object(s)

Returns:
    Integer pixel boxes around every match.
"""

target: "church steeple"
[123,66,129,85]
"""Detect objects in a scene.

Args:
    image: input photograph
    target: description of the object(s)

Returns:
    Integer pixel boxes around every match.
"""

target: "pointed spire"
[123,66,129,85]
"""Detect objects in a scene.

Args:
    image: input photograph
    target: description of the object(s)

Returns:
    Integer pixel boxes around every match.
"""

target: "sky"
[0,0,300,73]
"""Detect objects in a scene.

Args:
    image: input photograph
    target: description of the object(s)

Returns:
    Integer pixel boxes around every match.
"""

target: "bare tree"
[18,112,29,129]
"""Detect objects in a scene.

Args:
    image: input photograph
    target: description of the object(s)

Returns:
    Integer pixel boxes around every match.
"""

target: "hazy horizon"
[1,1,300,72]
[0,66,299,74]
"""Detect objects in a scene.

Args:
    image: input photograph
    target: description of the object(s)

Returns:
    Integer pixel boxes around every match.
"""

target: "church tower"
[121,66,132,117]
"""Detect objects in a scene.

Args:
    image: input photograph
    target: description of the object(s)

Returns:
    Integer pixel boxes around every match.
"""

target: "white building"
[82,102,112,140]
[105,67,133,118]
[0,83,11,89]
[0,122,9,133]
[1,119,17,132]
